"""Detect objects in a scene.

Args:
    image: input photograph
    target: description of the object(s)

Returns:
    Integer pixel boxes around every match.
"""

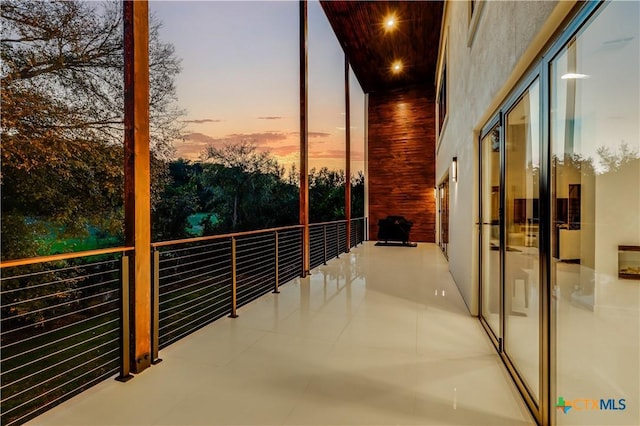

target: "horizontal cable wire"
[1,338,119,400]
[160,275,230,303]
[0,259,118,282]
[1,288,118,323]
[2,276,119,308]
[159,310,227,349]
[237,274,273,295]
[159,288,229,322]
[1,355,119,418]
[159,281,229,312]
[159,299,228,337]
[159,262,231,288]
[1,299,116,337]
[237,286,272,308]
[0,267,119,297]
[236,257,273,275]
[160,295,229,329]
[159,266,230,294]
[158,240,230,258]
[160,248,231,270]
[3,367,118,426]
[278,246,300,258]
[0,314,118,363]
[158,255,230,280]
[1,327,118,378]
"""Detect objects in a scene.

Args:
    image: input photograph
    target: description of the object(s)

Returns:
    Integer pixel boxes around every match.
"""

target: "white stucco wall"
[436,1,571,314]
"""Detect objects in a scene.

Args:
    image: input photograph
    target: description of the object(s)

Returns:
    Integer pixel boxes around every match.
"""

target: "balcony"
[11,239,533,426]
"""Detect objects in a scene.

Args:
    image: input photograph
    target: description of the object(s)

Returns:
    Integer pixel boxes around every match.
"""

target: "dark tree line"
[153,141,365,242]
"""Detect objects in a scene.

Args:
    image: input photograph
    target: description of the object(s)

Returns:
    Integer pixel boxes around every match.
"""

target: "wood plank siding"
[368,87,436,242]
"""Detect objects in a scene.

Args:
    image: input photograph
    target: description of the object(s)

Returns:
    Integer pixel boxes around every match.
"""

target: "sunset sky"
[150,0,366,174]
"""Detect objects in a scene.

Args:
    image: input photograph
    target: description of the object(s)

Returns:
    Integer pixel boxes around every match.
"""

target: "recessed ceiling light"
[392,60,403,74]
[384,13,397,31]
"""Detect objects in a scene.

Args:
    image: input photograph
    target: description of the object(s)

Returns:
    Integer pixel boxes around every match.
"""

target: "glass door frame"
[478,69,545,424]
[437,174,450,259]
[478,114,503,352]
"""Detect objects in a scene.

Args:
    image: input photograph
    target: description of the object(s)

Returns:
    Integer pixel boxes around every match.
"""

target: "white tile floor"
[27,242,534,426]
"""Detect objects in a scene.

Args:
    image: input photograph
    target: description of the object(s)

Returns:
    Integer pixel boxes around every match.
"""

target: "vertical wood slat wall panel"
[368,87,436,242]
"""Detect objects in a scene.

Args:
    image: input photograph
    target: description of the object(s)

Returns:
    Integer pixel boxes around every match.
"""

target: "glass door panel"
[551,2,640,424]
[480,126,502,340]
[504,80,540,401]
[439,178,449,258]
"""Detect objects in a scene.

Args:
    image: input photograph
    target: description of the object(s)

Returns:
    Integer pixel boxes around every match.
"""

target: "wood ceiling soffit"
[320,1,443,93]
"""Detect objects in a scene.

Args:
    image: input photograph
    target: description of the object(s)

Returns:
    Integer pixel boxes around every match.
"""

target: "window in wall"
[437,63,447,139]
[550,1,639,424]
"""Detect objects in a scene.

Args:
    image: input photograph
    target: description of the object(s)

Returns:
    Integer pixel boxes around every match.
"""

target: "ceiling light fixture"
[452,157,458,182]
[561,73,589,80]
[392,60,403,74]
[384,13,397,31]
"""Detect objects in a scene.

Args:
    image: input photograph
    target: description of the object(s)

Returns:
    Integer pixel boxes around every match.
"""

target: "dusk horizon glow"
[150,0,365,173]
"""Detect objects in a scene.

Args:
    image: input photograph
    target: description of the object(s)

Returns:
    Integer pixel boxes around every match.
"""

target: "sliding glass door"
[480,79,541,410]
[480,123,502,343]
[504,80,541,403]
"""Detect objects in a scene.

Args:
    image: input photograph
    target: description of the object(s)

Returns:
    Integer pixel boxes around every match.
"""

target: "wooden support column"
[299,0,310,276]
[344,56,351,252]
[123,0,151,374]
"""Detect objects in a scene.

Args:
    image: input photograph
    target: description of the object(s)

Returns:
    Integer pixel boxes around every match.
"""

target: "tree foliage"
[151,143,365,242]
[1,0,183,259]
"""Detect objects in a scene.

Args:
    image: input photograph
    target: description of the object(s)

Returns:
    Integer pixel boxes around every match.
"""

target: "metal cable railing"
[0,247,132,426]
[350,217,366,247]
[309,225,325,270]
[308,218,366,272]
[154,239,232,349]
[277,228,303,285]
[0,218,367,425]
[150,225,304,353]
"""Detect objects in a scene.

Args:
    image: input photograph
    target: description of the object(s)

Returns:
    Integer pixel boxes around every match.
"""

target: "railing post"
[151,248,162,364]
[273,231,280,294]
[229,237,238,318]
[116,254,133,382]
[365,217,369,241]
[336,223,340,258]
[323,225,327,265]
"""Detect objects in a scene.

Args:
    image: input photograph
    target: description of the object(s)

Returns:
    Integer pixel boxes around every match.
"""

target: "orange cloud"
[181,118,222,124]
[309,131,331,138]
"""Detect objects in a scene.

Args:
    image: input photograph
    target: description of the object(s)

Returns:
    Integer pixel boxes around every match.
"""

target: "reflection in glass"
[480,126,501,339]
[551,2,640,424]
[504,80,540,401]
